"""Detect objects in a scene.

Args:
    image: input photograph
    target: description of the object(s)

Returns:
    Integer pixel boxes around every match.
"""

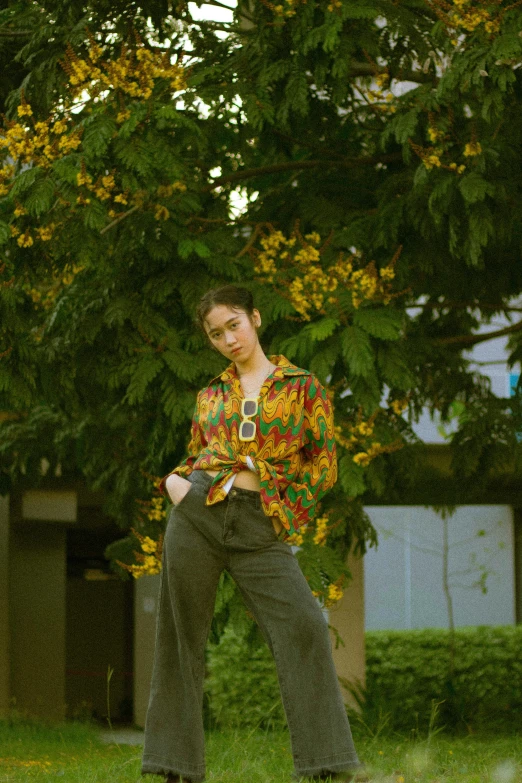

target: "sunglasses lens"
[240,421,255,440]
[243,400,257,417]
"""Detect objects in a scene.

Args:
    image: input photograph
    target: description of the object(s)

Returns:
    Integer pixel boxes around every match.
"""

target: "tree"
[1,0,522,602]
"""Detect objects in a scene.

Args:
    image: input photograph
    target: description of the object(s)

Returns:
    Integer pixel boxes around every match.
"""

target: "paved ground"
[98,727,145,745]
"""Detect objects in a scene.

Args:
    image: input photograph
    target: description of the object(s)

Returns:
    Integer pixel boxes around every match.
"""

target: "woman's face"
[204,305,260,363]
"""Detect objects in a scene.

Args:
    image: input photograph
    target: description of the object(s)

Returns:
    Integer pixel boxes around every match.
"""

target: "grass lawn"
[0,718,521,782]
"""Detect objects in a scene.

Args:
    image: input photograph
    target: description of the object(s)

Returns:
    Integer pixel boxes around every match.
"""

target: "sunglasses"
[239,397,258,442]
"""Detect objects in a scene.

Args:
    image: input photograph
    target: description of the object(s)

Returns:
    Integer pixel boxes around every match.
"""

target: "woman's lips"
[231,347,241,354]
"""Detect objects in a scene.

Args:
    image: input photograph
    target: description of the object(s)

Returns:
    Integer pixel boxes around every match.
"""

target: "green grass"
[0,716,521,782]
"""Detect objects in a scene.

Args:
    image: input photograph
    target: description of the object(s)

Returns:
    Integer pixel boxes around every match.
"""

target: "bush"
[204,625,287,730]
[204,624,522,734]
[362,626,522,733]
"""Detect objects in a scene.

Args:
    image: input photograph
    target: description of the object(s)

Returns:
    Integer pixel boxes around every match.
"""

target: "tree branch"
[434,319,522,346]
[99,205,139,235]
[407,301,522,313]
[348,61,436,85]
[206,154,402,189]
[0,28,32,37]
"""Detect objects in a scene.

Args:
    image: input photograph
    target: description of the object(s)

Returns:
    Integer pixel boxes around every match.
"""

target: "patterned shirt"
[160,354,337,535]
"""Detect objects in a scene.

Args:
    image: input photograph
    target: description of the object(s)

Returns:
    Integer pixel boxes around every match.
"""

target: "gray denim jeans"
[141,470,360,781]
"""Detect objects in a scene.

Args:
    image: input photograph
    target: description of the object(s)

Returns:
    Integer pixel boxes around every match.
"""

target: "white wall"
[364,505,515,630]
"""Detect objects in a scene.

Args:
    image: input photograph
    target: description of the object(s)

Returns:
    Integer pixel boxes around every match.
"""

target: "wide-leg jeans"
[141,470,360,781]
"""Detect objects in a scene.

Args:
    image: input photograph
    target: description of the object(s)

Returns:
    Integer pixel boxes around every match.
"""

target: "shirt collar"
[208,354,310,386]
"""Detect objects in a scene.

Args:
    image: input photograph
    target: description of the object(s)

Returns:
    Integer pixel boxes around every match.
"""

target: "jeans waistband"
[189,469,262,505]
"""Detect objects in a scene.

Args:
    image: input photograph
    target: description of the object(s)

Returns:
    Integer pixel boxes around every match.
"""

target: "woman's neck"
[234,344,273,378]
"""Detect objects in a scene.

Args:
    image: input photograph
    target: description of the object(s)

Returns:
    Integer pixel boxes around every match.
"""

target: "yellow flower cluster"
[147,496,166,522]
[265,0,306,18]
[25,262,84,308]
[62,41,186,102]
[157,181,187,197]
[410,140,467,174]
[464,141,482,157]
[0,112,81,173]
[313,515,330,546]
[359,84,397,114]
[116,527,164,578]
[313,581,345,607]
[335,411,404,468]
[326,583,344,604]
[0,44,187,239]
[287,531,304,546]
[427,0,503,36]
[253,227,397,320]
[389,397,409,415]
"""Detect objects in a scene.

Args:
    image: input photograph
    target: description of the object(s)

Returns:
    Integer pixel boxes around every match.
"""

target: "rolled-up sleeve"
[158,392,207,494]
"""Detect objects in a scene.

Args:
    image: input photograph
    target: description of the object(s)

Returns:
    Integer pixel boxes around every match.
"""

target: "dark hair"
[196,285,255,333]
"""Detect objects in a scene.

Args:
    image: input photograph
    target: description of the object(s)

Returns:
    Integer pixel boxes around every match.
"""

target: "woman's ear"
[252,308,261,328]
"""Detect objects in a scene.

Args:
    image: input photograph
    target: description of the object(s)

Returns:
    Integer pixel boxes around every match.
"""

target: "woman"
[141,285,361,783]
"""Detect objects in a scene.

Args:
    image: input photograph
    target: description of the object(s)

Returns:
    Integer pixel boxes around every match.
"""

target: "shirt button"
[230,489,237,496]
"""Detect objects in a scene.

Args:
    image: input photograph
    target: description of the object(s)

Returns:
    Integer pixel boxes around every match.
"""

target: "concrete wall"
[134,573,161,728]
[364,505,515,630]
[329,549,365,707]
[9,522,67,720]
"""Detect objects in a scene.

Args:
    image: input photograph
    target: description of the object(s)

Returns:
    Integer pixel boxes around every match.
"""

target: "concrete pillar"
[10,522,67,721]
[329,549,365,709]
[0,495,10,718]
[133,573,160,728]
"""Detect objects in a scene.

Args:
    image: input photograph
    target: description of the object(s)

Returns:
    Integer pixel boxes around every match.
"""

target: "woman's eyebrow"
[209,317,239,332]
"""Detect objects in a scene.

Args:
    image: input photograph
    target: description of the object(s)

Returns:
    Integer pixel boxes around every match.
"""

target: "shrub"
[205,624,522,733]
[204,625,287,730]
[362,626,522,733]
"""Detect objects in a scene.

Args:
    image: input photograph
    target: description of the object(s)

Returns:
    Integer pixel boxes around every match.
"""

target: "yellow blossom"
[327,583,343,603]
[52,119,68,134]
[424,153,442,169]
[313,516,329,546]
[154,204,170,221]
[390,398,408,415]
[17,103,33,118]
[77,171,93,187]
[140,536,158,554]
[464,141,482,157]
[36,225,55,241]
[353,452,371,466]
[114,193,128,204]
[13,205,27,217]
[17,231,34,248]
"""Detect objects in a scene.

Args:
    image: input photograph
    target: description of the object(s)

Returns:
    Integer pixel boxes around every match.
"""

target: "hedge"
[204,625,522,733]
[363,626,522,733]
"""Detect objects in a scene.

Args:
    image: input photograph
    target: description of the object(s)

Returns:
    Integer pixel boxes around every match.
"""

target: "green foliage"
[358,626,522,734]
[0,0,521,577]
[205,624,287,730]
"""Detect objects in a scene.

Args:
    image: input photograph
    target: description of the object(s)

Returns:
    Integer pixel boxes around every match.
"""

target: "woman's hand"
[165,474,192,505]
[271,516,283,536]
